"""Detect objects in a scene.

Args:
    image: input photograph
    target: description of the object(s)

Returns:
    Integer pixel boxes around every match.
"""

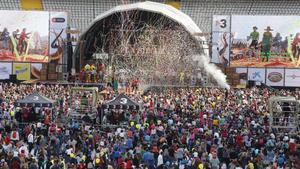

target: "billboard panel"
[266,68,284,86]
[13,63,30,80]
[0,62,12,79]
[0,10,49,62]
[31,63,42,79]
[248,68,266,84]
[230,15,300,68]
[49,12,68,64]
[285,69,300,87]
[211,15,231,66]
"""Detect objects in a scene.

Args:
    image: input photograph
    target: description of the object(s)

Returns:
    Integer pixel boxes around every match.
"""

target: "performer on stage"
[84,64,91,83]
[90,64,97,83]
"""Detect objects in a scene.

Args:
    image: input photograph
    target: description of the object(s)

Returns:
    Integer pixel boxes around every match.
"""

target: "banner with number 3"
[211,15,231,66]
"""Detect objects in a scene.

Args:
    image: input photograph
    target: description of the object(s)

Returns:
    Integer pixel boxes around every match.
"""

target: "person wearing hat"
[249,26,259,49]
[261,26,273,62]
[291,32,300,61]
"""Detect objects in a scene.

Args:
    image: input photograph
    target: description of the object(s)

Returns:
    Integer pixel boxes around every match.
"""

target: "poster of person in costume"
[230,15,300,67]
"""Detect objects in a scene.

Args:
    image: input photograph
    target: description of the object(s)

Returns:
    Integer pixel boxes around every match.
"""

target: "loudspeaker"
[63,73,69,81]
[75,74,80,82]
[247,80,256,88]
[203,76,208,86]
[9,74,17,82]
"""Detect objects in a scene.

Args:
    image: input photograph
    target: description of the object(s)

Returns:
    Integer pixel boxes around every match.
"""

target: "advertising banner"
[13,63,30,80]
[49,11,68,64]
[230,15,300,68]
[285,69,300,87]
[0,62,12,79]
[248,68,266,84]
[211,15,231,66]
[31,63,42,79]
[0,10,49,62]
[266,68,284,86]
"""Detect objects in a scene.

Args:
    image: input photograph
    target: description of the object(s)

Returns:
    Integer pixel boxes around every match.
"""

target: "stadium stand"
[0,0,21,10]
[1,0,300,33]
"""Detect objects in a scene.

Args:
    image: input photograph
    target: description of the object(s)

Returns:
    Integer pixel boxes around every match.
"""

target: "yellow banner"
[21,0,43,10]
[13,63,31,80]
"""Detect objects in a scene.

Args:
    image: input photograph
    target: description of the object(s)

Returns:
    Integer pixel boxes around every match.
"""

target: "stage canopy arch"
[74,1,209,85]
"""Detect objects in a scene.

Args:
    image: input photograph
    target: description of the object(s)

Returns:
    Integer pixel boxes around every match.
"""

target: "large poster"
[0,62,12,79]
[211,15,231,66]
[13,63,30,80]
[31,63,42,79]
[230,15,300,68]
[266,68,284,86]
[248,68,266,84]
[0,11,49,62]
[285,69,300,87]
[49,12,68,64]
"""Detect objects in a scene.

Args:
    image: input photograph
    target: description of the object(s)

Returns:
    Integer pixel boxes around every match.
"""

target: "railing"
[271,116,299,128]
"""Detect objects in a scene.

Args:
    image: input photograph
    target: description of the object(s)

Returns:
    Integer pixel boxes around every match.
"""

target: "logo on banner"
[120,98,128,104]
[51,29,64,49]
[287,74,300,79]
[52,18,65,23]
[252,71,262,80]
[0,67,9,74]
[33,96,39,101]
[15,68,28,74]
[268,72,282,82]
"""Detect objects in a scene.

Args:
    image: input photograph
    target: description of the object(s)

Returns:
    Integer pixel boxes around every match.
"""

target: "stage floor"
[230,57,300,67]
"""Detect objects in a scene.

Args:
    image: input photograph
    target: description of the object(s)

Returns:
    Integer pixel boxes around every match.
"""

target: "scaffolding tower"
[268,96,300,134]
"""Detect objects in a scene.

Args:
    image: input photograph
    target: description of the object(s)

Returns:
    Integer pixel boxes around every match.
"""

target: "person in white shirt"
[65,146,73,156]
[27,132,34,152]
[19,144,29,158]
[157,150,164,168]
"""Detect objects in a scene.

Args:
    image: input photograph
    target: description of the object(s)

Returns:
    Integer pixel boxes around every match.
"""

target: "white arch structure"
[80,1,208,56]
[75,1,229,88]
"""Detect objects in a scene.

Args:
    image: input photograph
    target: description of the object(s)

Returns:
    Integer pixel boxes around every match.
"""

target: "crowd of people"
[0,82,299,169]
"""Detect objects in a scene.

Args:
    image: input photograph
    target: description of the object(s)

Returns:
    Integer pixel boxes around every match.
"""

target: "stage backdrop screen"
[0,11,49,62]
[230,15,300,68]
[0,10,68,63]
